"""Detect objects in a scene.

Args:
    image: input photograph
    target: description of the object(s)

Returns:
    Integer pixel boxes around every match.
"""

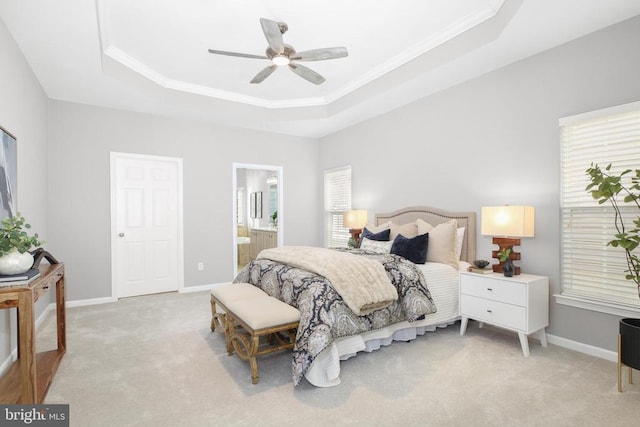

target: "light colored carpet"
[37,291,640,426]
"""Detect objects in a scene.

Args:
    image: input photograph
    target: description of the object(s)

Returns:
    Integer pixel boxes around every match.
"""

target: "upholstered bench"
[210,283,300,384]
[210,282,268,352]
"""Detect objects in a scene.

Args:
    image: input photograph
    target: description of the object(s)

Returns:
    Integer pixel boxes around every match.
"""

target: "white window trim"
[324,165,352,248]
[555,294,640,318]
[556,100,640,316]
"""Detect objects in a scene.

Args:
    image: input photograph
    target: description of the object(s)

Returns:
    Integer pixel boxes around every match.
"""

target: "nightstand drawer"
[460,275,526,306]
[460,294,526,330]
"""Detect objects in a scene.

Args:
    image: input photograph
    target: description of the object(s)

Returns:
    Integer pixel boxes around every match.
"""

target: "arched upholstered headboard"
[375,206,476,263]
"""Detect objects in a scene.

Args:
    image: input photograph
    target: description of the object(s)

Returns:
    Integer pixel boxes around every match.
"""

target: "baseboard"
[179,282,231,293]
[66,296,118,308]
[546,333,617,362]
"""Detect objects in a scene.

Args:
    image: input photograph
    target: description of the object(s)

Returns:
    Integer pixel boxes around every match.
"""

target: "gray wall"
[319,15,640,352]
[2,10,639,365]
[0,19,49,364]
[47,101,322,302]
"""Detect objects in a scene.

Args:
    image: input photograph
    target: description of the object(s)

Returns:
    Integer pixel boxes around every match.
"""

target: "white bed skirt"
[304,261,465,387]
[304,317,459,387]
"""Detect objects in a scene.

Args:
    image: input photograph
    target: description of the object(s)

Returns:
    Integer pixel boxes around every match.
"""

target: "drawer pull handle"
[487,288,493,291]
[486,309,492,313]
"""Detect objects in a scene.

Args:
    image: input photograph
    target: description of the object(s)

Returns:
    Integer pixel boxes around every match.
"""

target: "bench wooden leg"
[210,295,217,332]
[225,316,236,355]
[249,335,259,384]
[210,296,229,337]
[231,331,261,384]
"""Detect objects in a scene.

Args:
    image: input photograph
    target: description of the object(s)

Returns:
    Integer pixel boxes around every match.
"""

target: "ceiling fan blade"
[260,18,285,53]
[208,49,267,60]
[288,63,325,85]
[250,64,278,84]
[292,47,348,62]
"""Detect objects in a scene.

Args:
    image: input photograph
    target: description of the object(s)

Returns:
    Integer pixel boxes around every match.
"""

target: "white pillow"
[360,237,393,254]
[389,221,419,240]
[416,218,458,269]
[456,227,466,261]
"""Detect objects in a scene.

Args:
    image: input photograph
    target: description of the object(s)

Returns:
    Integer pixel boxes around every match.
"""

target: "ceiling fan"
[208,18,348,85]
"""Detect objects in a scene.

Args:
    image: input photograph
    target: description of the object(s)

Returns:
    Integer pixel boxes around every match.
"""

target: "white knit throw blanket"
[257,246,398,316]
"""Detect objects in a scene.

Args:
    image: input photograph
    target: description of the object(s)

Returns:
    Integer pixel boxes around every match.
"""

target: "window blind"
[324,166,351,248]
[560,102,640,312]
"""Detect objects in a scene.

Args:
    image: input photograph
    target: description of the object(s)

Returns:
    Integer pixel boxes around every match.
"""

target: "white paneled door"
[111,153,183,298]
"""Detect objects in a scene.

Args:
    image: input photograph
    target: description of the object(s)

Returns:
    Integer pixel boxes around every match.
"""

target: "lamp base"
[349,228,363,247]
[491,237,521,275]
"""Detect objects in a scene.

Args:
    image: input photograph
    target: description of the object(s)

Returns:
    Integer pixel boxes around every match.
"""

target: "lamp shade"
[343,210,368,229]
[481,206,535,237]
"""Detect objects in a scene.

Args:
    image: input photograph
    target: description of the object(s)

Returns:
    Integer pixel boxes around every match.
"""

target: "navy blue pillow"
[360,227,391,243]
[391,233,429,264]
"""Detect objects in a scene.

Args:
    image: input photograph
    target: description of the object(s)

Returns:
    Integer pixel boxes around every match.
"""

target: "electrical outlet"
[197,262,204,271]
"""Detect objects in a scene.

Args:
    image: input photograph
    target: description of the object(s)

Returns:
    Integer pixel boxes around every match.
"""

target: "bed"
[233,206,476,387]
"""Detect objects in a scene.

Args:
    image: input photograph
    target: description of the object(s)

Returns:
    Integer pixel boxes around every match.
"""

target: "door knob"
[118,232,125,237]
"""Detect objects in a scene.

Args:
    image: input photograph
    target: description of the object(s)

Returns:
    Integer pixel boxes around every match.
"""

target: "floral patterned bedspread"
[233,248,437,385]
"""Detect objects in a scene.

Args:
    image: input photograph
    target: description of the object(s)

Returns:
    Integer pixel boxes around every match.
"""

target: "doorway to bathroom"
[232,163,283,277]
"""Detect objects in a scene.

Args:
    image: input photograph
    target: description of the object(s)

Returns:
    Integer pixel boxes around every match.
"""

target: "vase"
[502,257,514,277]
[619,318,640,391]
[620,318,640,370]
[0,249,34,275]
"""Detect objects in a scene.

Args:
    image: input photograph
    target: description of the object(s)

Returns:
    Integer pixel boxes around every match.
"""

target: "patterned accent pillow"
[360,237,393,254]
[390,233,429,264]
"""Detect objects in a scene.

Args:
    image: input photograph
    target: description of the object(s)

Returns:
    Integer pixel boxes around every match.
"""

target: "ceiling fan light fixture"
[271,55,290,66]
[208,18,348,84]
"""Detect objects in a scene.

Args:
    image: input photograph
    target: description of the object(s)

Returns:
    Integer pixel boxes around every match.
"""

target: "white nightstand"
[459,271,549,356]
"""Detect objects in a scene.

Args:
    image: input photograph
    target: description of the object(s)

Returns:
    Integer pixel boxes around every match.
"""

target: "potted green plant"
[497,247,514,277]
[0,213,44,275]
[586,163,640,391]
[271,210,278,228]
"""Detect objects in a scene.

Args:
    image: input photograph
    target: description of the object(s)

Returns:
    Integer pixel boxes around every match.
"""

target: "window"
[558,101,640,316]
[324,165,351,248]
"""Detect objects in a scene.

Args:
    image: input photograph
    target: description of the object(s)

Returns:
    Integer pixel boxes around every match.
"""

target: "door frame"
[232,162,283,277]
[110,152,185,299]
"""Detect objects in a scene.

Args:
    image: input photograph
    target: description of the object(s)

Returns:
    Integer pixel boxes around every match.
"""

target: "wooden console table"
[0,263,66,403]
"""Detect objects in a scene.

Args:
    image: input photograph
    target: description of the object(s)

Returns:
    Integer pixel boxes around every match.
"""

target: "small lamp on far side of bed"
[481,205,535,275]
[343,210,368,247]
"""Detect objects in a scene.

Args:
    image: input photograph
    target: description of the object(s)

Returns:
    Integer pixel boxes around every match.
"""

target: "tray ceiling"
[1,0,640,138]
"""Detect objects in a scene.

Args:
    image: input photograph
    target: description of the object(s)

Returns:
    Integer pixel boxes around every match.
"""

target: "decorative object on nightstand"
[343,209,368,247]
[497,248,514,277]
[459,271,549,356]
[481,205,535,275]
[468,259,492,274]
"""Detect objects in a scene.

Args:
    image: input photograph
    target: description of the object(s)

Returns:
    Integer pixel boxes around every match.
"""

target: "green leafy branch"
[497,247,512,263]
[0,213,44,256]
[586,163,640,292]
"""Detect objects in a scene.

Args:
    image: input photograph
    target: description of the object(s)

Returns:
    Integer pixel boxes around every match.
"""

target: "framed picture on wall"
[0,126,17,220]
